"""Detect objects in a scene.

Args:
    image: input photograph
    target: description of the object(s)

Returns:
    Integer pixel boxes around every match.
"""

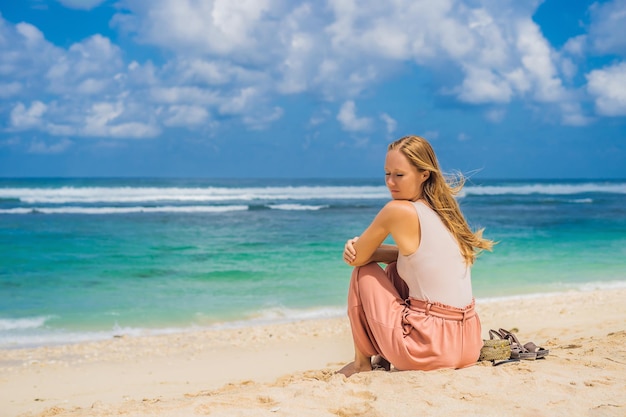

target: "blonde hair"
[388,135,493,264]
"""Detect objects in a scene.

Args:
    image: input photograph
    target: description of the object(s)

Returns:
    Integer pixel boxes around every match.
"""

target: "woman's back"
[396,200,473,308]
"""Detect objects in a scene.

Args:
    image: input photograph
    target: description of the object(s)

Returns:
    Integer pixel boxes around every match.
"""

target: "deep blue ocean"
[1,178,625,349]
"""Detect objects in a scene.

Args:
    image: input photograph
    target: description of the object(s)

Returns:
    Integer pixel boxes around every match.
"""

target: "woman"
[338,135,493,377]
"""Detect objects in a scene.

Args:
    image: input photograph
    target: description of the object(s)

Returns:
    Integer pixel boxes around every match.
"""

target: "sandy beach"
[2,288,625,417]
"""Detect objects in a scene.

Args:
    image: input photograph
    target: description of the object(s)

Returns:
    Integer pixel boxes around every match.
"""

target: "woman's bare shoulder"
[380,200,420,251]
[380,200,418,218]
[383,199,417,210]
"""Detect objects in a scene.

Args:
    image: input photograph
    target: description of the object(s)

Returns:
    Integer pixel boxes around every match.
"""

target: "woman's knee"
[353,262,384,279]
[350,262,398,299]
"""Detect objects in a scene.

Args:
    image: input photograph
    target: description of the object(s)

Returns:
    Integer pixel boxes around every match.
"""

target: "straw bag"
[479,338,511,361]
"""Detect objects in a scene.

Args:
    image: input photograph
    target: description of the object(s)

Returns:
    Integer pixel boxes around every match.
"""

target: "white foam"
[462,182,626,197]
[0,205,249,215]
[0,307,347,349]
[205,306,346,330]
[477,280,626,304]
[3,282,624,349]
[0,185,389,204]
[1,182,623,205]
[0,324,193,349]
[0,316,53,331]
[267,204,328,211]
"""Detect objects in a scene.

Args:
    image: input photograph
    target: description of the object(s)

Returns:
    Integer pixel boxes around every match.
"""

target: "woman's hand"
[343,236,359,265]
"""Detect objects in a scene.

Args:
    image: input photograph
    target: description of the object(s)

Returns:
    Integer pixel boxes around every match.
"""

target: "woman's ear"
[422,170,430,181]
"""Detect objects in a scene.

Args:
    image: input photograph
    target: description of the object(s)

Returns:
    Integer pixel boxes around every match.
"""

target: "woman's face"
[384,149,429,201]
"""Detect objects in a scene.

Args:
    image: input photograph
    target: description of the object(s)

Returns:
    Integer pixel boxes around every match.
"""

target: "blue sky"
[0,0,625,179]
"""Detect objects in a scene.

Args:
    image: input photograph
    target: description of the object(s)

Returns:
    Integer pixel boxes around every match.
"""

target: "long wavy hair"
[388,135,493,264]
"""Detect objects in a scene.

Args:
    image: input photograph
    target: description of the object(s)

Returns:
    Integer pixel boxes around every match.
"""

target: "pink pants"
[347,262,482,371]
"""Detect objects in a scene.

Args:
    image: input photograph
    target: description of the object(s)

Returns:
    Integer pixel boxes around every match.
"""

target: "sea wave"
[211,306,345,328]
[0,185,389,204]
[1,182,624,205]
[267,204,329,211]
[477,280,626,304]
[0,205,249,215]
[0,204,332,215]
[0,307,346,349]
[0,324,187,350]
[462,182,626,197]
[0,316,53,331]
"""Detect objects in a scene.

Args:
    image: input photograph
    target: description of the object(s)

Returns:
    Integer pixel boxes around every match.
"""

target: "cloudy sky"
[0,0,625,178]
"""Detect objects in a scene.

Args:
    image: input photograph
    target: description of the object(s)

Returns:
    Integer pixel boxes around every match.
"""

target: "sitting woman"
[339,135,493,376]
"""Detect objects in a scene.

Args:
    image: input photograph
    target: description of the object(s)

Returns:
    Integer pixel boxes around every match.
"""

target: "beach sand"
[2,288,625,417]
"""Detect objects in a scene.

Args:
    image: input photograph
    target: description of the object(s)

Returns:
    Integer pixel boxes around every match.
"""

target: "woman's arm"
[343,200,418,267]
[367,244,399,264]
[344,241,398,265]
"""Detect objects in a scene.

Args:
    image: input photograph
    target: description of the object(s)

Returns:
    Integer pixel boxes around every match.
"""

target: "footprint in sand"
[331,401,380,417]
[330,390,379,417]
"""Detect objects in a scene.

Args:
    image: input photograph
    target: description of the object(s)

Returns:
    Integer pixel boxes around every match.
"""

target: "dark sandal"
[493,358,520,366]
[489,329,504,340]
[524,341,549,359]
[498,328,537,360]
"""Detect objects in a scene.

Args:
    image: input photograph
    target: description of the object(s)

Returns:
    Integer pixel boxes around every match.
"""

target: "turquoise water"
[1,178,625,348]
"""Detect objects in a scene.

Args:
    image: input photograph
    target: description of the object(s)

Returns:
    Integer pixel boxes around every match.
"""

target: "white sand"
[2,288,625,417]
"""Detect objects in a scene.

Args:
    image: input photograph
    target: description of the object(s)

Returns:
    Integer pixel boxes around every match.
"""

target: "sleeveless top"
[396,200,473,308]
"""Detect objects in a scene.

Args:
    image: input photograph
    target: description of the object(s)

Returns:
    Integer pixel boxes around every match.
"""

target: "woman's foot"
[336,360,373,377]
[371,355,391,371]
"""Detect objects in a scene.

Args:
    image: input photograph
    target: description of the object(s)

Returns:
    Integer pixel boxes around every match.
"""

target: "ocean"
[1,178,625,349]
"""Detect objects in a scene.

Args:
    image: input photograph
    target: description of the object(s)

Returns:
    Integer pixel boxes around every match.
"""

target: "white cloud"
[337,101,372,132]
[46,35,124,95]
[485,108,506,123]
[219,87,260,115]
[28,138,72,154]
[164,105,210,127]
[458,66,512,103]
[150,86,220,106]
[113,0,275,58]
[464,8,508,67]
[76,78,109,95]
[276,31,316,94]
[106,122,160,138]
[421,131,440,140]
[380,113,397,137]
[126,60,159,86]
[175,59,237,86]
[0,137,21,147]
[84,102,124,132]
[560,102,593,126]
[56,0,106,10]
[243,106,284,130]
[515,20,566,103]
[587,0,626,56]
[15,22,45,45]
[80,101,161,138]
[0,0,623,148]
[561,114,592,127]
[0,82,22,98]
[586,62,626,116]
[0,19,62,84]
[560,57,577,82]
[47,123,76,136]
[562,35,587,57]
[308,109,331,127]
[505,68,532,95]
[321,0,573,116]
[10,101,48,129]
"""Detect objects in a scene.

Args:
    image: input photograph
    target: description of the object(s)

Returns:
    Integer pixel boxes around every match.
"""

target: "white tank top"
[396,200,473,308]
